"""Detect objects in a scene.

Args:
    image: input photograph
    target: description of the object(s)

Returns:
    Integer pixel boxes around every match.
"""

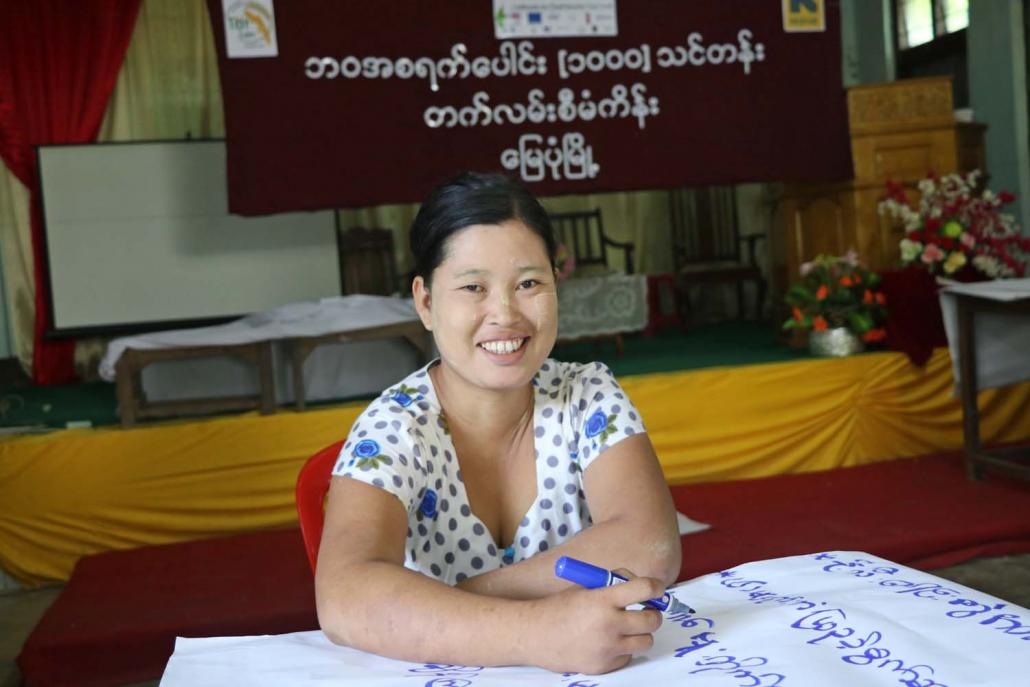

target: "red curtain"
[0,0,142,384]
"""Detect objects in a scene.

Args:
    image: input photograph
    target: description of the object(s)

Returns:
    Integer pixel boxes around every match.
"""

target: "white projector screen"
[38,140,340,336]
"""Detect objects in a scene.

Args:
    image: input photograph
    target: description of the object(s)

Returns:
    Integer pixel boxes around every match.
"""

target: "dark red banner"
[208,0,851,215]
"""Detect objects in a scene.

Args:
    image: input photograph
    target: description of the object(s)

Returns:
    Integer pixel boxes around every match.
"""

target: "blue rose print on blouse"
[389,384,423,407]
[418,489,438,519]
[585,409,618,447]
[350,439,392,470]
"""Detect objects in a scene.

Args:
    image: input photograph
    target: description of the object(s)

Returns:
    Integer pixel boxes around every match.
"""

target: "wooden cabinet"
[775,77,986,285]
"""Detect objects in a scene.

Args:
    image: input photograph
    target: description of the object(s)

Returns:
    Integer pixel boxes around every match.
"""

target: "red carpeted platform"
[671,450,1030,581]
[18,451,1030,687]
[18,528,318,687]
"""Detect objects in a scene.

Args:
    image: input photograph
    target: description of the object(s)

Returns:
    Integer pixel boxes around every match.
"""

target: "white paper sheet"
[160,551,1030,686]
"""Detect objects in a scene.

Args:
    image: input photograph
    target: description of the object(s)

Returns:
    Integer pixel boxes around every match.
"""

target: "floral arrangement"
[782,250,888,343]
[554,243,576,281]
[878,170,1030,279]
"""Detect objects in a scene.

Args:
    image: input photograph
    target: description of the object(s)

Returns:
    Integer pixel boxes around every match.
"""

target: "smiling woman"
[315,172,681,675]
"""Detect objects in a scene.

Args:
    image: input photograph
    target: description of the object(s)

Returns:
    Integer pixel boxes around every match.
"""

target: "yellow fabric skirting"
[2,348,1028,586]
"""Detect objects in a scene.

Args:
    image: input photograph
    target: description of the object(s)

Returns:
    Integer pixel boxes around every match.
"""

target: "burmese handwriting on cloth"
[159,550,1030,686]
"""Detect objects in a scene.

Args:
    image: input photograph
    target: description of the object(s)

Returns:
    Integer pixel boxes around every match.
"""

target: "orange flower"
[812,316,828,331]
[792,307,804,322]
[839,275,854,287]
[862,328,887,342]
[862,289,873,304]
[815,285,829,300]
[875,292,887,305]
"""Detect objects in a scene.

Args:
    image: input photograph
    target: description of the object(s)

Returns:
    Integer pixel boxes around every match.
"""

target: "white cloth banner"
[160,551,1029,686]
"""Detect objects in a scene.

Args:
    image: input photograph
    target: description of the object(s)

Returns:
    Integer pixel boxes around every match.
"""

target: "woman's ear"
[412,275,433,331]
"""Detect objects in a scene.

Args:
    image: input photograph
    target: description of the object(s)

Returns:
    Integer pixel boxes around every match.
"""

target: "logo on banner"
[223,0,278,58]
[782,0,825,33]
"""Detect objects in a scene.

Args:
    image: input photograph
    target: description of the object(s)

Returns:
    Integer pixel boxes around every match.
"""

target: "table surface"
[159,550,1029,686]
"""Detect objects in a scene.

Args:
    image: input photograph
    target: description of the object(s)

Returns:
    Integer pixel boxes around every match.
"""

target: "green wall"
[969,0,1030,235]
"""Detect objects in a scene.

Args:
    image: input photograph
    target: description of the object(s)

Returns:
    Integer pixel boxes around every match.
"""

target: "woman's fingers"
[622,607,663,635]
[619,631,655,656]
[607,574,666,609]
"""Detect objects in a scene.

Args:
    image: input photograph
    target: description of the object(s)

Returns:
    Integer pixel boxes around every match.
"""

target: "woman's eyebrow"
[452,268,488,278]
[451,265,547,278]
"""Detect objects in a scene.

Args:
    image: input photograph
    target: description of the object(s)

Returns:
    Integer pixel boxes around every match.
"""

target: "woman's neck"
[429,361,535,446]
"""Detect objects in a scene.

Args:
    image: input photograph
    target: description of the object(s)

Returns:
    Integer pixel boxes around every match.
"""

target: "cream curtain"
[0,169,35,371]
[0,0,688,378]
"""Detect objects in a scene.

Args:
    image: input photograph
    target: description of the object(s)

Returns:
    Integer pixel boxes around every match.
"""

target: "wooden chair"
[549,209,637,356]
[548,209,635,274]
[336,226,398,296]
[669,186,767,321]
[296,440,345,573]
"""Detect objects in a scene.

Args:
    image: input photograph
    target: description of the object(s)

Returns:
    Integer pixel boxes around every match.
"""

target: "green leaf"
[849,312,873,333]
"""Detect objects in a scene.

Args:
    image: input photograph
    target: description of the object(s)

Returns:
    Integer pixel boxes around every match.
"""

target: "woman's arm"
[315,475,667,675]
[456,433,681,600]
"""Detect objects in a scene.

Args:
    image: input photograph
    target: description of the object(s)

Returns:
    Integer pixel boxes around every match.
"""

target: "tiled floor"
[1,554,1028,687]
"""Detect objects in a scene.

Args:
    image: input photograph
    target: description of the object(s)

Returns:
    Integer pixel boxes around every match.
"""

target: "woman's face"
[412,219,558,392]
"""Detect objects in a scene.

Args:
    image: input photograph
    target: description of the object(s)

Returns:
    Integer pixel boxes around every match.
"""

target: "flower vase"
[809,327,865,357]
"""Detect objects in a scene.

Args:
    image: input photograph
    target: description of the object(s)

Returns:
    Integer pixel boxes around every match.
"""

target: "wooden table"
[115,342,276,428]
[289,320,432,411]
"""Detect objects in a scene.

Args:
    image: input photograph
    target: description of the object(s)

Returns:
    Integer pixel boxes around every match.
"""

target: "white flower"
[899,239,924,262]
[973,254,1002,278]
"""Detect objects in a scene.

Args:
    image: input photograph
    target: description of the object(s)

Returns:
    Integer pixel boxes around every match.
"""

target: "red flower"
[875,292,887,305]
[862,289,874,304]
[815,285,829,300]
[862,328,887,342]
[812,316,828,332]
[924,217,941,232]
[792,307,804,322]
[839,275,853,287]
[940,237,955,250]
[999,190,1016,203]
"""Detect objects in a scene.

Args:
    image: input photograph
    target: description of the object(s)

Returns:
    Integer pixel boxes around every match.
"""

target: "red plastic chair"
[296,441,344,573]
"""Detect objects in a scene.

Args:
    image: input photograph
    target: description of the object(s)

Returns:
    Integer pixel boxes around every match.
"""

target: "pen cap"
[554,556,611,589]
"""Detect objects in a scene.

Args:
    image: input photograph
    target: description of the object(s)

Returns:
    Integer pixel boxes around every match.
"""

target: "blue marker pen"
[554,556,694,614]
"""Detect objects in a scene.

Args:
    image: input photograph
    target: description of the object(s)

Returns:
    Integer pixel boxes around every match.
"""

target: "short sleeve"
[332,401,426,514]
[570,362,647,471]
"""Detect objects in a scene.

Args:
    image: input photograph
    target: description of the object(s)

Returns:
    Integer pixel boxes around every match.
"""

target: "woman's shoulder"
[536,358,616,389]
[351,365,439,434]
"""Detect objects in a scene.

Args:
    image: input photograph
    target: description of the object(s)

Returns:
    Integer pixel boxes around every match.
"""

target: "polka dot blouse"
[332,358,647,585]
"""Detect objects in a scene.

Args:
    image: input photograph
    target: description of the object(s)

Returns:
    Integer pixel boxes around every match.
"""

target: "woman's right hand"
[526,573,666,675]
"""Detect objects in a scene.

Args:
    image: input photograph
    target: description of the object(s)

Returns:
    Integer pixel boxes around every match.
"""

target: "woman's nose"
[486,290,518,324]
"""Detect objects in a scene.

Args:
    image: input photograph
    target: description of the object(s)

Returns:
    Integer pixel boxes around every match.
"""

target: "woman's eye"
[518,279,540,289]
[460,284,483,293]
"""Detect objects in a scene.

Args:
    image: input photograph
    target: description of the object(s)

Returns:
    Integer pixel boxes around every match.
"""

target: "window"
[896,0,968,49]
[893,0,970,107]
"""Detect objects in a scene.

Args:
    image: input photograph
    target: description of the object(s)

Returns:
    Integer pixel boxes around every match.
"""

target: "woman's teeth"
[480,338,525,354]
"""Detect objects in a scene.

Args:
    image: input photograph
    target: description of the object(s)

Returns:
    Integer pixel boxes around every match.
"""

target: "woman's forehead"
[439,221,550,265]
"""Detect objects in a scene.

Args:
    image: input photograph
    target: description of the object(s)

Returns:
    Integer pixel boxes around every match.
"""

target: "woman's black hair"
[410,171,556,285]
